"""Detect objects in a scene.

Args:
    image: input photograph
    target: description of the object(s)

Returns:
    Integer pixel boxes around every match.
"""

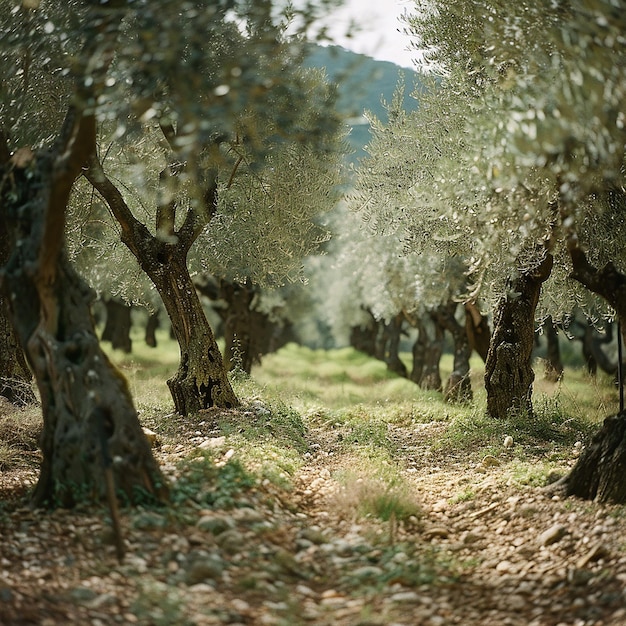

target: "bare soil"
[1,406,625,626]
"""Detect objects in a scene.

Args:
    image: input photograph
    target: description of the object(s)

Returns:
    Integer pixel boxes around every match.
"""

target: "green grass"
[101,327,180,416]
[96,332,619,509]
[251,343,423,411]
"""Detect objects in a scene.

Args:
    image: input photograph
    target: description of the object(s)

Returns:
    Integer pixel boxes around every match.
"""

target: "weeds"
[172,453,256,509]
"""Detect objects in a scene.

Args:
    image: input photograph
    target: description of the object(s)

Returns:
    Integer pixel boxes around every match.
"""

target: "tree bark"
[213,279,294,374]
[384,313,408,377]
[0,222,35,405]
[484,254,553,419]
[407,311,443,391]
[560,412,626,503]
[562,232,626,502]
[0,127,166,508]
[582,320,617,377]
[543,316,564,382]
[218,280,257,373]
[102,298,132,353]
[85,154,239,416]
[435,302,473,403]
[349,308,380,358]
[145,309,160,348]
[464,301,491,362]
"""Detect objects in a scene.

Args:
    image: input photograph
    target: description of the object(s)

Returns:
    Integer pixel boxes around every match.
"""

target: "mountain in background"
[303,45,421,164]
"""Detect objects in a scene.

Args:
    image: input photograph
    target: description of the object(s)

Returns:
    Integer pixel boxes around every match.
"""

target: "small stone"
[482,455,500,467]
[538,524,567,547]
[198,436,226,450]
[215,529,245,554]
[508,594,526,610]
[389,591,420,602]
[351,565,384,580]
[233,507,265,524]
[142,427,159,447]
[424,527,449,540]
[70,587,99,602]
[132,511,166,530]
[197,515,235,535]
[576,543,609,569]
[495,560,513,572]
[184,552,225,585]
[503,435,514,448]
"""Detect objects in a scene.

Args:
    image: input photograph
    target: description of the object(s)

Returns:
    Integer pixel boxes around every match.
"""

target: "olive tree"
[78,4,345,415]
[0,0,342,505]
[403,0,626,500]
[0,0,166,507]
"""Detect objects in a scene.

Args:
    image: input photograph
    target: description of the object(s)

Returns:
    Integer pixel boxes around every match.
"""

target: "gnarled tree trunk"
[484,254,553,419]
[85,153,239,417]
[0,128,166,508]
[561,412,626,503]
[156,255,238,415]
[562,225,626,503]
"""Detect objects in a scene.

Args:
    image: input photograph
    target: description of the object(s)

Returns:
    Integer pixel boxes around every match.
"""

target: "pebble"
[537,524,568,546]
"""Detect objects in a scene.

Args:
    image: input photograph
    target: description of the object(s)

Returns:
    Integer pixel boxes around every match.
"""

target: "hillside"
[304,45,421,163]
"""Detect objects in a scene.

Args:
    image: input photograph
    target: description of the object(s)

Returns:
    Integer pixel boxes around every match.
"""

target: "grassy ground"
[2,330,626,625]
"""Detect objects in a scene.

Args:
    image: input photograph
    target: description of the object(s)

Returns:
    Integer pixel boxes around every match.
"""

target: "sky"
[319,0,417,69]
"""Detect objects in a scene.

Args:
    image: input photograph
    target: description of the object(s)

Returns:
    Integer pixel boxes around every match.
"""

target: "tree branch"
[177,172,219,251]
[84,152,152,256]
[568,239,626,315]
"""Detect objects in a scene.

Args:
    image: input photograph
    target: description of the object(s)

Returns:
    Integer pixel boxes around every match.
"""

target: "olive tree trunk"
[0,123,166,508]
[84,156,239,416]
[407,311,443,391]
[101,298,132,353]
[1,223,35,405]
[384,313,408,378]
[562,228,626,503]
[435,302,472,403]
[543,316,564,382]
[157,257,238,415]
[484,254,553,419]
[464,301,491,362]
[145,310,160,348]
[560,412,626,503]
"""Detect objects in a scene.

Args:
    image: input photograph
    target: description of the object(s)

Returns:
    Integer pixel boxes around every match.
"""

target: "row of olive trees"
[344,0,626,501]
[0,0,345,507]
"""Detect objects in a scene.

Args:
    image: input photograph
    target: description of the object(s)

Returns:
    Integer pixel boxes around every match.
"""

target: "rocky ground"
[1,409,626,626]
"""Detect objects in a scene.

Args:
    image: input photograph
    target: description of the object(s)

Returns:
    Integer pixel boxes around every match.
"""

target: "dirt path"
[1,416,626,625]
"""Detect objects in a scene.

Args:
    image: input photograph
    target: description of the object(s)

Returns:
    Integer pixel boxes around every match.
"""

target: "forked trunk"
[1,153,167,508]
[484,254,553,419]
[85,157,239,417]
